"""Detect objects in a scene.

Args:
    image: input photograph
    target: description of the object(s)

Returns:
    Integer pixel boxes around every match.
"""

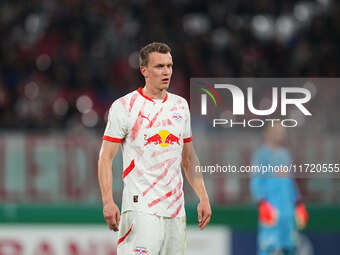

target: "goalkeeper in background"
[250,123,308,255]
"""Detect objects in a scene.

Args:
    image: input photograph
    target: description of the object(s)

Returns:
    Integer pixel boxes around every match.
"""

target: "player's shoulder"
[114,90,138,104]
[110,90,139,110]
[167,92,189,106]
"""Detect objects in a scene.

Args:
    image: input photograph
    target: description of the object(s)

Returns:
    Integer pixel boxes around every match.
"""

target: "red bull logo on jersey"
[144,130,180,147]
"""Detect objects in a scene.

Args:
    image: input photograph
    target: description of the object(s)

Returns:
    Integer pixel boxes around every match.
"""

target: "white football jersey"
[103,87,192,218]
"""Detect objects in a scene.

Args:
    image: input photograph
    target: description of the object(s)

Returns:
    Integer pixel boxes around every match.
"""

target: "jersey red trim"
[123,160,135,179]
[117,224,133,245]
[137,87,154,102]
[183,137,193,143]
[162,92,168,103]
[137,87,168,103]
[103,136,123,143]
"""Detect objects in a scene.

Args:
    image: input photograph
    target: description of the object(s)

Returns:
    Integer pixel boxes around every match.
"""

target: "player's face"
[142,52,173,91]
[266,124,287,146]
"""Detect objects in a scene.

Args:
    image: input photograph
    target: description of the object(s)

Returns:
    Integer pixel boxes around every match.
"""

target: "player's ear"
[140,66,147,78]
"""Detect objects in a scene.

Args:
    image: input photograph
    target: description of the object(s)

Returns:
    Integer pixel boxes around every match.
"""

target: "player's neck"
[265,141,281,150]
[142,86,166,100]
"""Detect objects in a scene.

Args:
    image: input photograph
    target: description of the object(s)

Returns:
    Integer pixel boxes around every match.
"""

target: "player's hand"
[259,200,278,227]
[295,202,308,229]
[103,202,120,232]
[197,198,212,230]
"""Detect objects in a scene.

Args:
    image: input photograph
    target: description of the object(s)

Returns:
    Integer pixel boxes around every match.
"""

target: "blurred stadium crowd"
[0,0,339,130]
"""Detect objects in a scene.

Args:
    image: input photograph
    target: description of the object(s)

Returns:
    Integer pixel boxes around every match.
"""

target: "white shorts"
[117,211,186,255]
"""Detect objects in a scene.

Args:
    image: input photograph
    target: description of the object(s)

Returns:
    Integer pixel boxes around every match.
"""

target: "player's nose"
[162,66,171,75]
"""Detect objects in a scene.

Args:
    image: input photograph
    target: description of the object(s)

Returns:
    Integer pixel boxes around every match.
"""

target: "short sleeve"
[103,100,128,143]
[183,100,193,143]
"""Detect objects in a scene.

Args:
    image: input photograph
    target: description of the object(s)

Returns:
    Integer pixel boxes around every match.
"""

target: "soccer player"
[98,42,211,255]
[250,123,308,255]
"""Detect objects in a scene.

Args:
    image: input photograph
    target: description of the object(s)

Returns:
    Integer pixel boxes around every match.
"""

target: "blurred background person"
[251,123,309,255]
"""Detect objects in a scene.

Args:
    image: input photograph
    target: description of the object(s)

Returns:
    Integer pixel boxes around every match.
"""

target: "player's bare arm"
[98,140,121,232]
[181,141,212,230]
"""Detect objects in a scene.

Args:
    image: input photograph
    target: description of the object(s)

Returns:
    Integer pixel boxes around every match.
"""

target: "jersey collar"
[137,87,168,103]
